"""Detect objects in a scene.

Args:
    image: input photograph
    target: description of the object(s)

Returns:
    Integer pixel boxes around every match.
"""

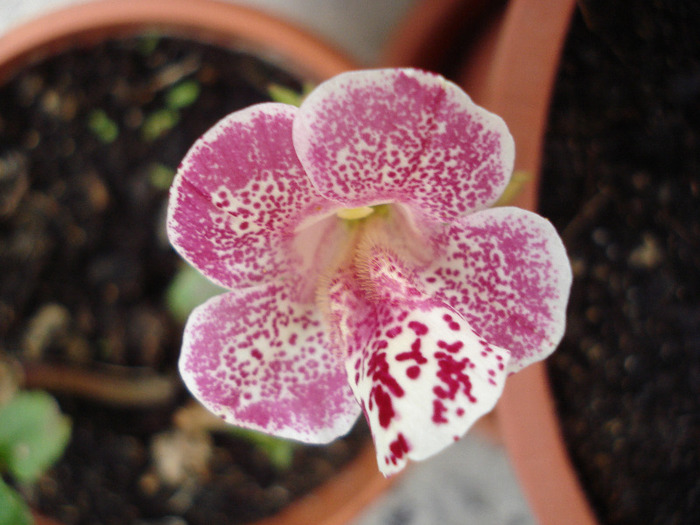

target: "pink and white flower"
[167,68,572,476]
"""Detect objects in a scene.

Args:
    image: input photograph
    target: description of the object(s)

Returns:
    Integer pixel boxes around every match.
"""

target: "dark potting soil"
[0,35,368,525]
[539,3,700,525]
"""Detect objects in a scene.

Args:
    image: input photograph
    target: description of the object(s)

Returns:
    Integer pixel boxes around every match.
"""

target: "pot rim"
[0,0,355,85]
[457,1,600,523]
[383,0,600,524]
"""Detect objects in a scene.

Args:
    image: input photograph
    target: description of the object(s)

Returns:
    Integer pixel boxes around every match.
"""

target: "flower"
[167,68,572,476]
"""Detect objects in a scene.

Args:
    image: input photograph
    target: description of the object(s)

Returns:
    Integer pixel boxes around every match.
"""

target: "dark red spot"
[375,340,388,350]
[456,408,465,416]
[240,221,249,230]
[251,349,263,360]
[389,433,410,460]
[408,321,428,335]
[433,352,477,403]
[432,399,449,424]
[372,385,395,428]
[386,326,402,338]
[367,352,404,397]
[406,366,420,379]
[396,338,428,365]
[437,340,464,354]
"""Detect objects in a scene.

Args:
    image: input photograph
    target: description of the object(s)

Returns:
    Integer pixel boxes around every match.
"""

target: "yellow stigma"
[337,206,375,220]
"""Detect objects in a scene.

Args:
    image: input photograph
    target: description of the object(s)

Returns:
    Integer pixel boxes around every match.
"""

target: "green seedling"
[87,109,119,143]
[267,82,314,107]
[142,108,180,141]
[148,163,176,190]
[0,390,71,525]
[166,80,201,110]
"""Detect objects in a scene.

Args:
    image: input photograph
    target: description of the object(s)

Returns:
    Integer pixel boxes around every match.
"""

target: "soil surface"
[539,3,700,525]
[0,34,368,525]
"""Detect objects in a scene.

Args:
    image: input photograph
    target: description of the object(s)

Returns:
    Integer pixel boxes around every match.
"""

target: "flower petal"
[346,298,510,477]
[335,240,509,476]
[423,207,572,373]
[293,68,514,222]
[167,103,332,291]
[179,284,361,443]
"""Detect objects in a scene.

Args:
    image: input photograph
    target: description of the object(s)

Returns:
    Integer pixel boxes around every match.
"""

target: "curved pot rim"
[383,1,600,524]
[1,2,391,525]
[0,0,355,84]
[457,1,599,523]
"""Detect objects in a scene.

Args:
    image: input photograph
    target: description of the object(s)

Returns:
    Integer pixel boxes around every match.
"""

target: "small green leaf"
[137,33,161,56]
[228,427,296,471]
[493,170,532,206]
[0,479,32,525]
[148,163,175,190]
[166,80,201,110]
[267,82,314,107]
[0,391,71,484]
[141,108,180,141]
[87,109,119,143]
[166,264,227,323]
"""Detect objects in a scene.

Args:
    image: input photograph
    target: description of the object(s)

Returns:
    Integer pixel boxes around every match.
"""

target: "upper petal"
[423,207,572,373]
[293,69,514,222]
[179,284,361,443]
[167,103,333,291]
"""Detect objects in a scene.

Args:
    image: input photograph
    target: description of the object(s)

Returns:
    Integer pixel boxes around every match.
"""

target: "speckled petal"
[167,103,333,291]
[293,69,514,222]
[346,299,510,477]
[179,284,361,443]
[423,207,572,373]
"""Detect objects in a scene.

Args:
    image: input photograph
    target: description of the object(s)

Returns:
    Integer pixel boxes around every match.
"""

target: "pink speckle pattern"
[293,69,514,223]
[180,284,360,443]
[167,103,333,293]
[423,207,572,373]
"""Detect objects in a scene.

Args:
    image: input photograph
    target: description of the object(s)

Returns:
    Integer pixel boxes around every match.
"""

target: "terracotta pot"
[383,1,600,524]
[0,1,392,524]
[379,0,496,71]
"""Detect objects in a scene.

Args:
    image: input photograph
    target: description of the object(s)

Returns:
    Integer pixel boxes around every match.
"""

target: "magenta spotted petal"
[167,103,334,292]
[293,69,515,223]
[180,284,361,443]
[423,207,572,373]
[346,298,510,476]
